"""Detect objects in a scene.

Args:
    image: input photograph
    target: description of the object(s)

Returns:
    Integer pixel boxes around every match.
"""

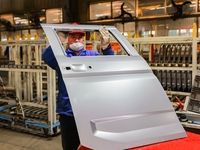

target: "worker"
[42,26,114,150]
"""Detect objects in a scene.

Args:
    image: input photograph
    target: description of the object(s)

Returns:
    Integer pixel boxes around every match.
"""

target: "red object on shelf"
[110,42,121,51]
[79,132,200,150]
[175,96,184,109]
[86,43,93,50]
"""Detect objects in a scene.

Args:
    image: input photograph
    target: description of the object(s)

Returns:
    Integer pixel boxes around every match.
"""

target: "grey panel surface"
[41,24,186,150]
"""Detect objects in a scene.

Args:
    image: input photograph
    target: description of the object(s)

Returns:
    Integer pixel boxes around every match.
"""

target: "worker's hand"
[99,26,110,50]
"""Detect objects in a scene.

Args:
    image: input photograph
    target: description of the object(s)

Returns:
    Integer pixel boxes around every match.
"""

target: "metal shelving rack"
[0,40,59,136]
[128,36,200,96]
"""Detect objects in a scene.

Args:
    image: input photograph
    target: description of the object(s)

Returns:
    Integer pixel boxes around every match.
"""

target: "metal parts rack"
[128,36,200,97]
[0,40,59,136]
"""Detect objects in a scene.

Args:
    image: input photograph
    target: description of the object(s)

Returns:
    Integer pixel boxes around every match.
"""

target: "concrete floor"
[0,126,62,150]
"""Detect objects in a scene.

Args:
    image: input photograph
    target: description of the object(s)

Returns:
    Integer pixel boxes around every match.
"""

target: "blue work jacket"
[42,45,114,116]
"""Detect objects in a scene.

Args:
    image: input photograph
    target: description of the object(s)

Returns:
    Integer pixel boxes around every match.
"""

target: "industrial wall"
[0,0,83,23]
[0,0,63,13]
[78,0,95,23]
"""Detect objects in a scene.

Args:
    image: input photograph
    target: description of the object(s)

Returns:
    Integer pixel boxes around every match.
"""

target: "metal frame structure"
[41,24,186,150]
[128,36,200,96]
[0,40,59,136]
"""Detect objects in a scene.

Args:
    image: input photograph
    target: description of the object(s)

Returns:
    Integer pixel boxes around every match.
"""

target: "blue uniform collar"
[66,48,86,56]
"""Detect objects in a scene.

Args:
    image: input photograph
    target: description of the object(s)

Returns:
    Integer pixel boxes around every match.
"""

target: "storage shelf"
[0,40,58,135]
[166,91,191,96]
[128,36,198,97]
[0,68,47,73]
[0,98,47,108]
[151,66,192,71]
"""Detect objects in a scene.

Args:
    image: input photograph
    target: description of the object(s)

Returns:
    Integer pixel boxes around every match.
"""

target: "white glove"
[99,26,110,50]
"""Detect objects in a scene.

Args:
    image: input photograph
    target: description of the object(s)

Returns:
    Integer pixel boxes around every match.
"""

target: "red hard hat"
[69,22,85,35]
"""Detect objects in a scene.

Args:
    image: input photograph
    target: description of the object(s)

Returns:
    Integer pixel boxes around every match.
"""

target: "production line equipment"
[41,24,186,150]
[176,71,200,127]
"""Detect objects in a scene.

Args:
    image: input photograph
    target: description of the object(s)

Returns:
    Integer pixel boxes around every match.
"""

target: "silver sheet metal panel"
[41,24,186,150]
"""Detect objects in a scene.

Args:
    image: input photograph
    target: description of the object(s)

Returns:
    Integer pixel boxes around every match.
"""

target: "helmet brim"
[69,30,85,35]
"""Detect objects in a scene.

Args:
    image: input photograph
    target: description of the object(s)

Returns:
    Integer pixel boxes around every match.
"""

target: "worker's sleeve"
[102,44,114,55]
[42,46,58,70]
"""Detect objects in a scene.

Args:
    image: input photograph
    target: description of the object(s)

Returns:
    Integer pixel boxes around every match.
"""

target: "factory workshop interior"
[1,0,200,150]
